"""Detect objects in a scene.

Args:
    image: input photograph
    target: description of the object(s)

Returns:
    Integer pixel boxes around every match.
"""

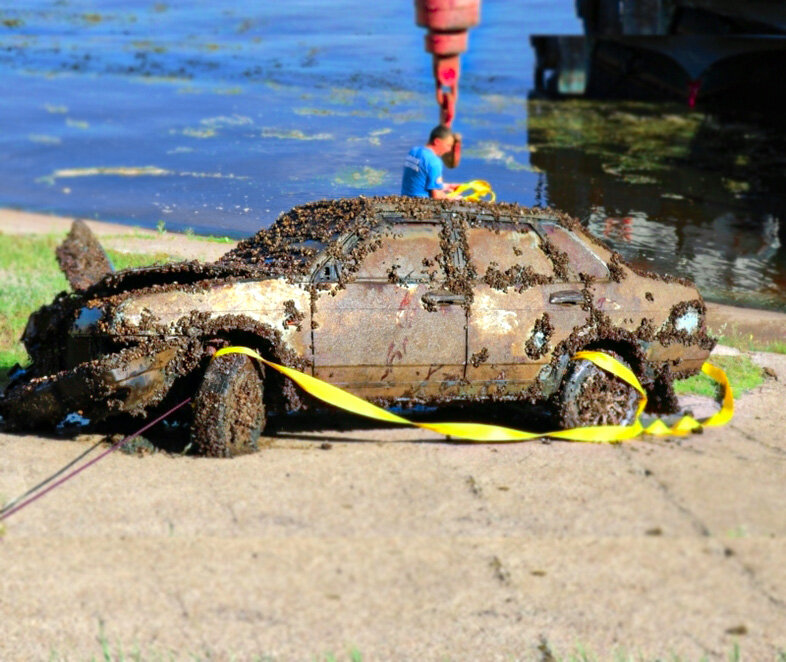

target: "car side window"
[540,222,609,280]
[467,223,555,281]
[353,222,444,283]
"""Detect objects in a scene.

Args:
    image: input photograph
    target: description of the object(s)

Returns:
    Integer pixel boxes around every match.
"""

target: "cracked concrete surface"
[1,349,785,660]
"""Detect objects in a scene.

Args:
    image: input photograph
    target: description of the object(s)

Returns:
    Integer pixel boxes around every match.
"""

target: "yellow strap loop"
[212,347,732,443]
[448,179,496,202]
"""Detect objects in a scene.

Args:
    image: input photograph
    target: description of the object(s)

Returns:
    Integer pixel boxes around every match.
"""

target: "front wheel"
[557,352,640,428]
[191,352,266,457]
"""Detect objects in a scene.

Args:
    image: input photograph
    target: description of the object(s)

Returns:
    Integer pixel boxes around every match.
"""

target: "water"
[0,2,784,312]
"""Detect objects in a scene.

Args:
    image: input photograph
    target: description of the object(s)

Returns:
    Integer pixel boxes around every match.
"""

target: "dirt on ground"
[1,209,786,660]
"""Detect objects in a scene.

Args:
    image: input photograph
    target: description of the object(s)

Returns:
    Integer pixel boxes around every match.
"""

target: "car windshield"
[217,198,379,277]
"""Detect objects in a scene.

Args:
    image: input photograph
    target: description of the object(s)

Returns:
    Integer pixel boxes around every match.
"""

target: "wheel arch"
[195,314,311,414]
[537,328,653,401]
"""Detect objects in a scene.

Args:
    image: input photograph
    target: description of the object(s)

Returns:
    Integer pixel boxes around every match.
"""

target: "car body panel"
[104,278,313,357]
[312,281,467,397]
[466,283,591,394]
[311,220,468,398]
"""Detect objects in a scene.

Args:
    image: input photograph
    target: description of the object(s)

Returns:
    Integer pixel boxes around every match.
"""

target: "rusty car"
[0,197,715,456]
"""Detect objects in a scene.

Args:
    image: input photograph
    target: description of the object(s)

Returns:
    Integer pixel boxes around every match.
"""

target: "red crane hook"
[414,0,481,167]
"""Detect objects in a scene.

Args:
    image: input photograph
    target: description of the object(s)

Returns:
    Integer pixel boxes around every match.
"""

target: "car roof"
[217,196,578,276]
[82,197,596,298]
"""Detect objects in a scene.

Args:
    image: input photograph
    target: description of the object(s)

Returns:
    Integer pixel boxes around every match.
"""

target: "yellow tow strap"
[448,179,496,202]
[212,347,732,443]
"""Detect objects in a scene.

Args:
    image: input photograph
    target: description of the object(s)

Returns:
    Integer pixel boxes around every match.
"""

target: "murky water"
[1,2,784,312]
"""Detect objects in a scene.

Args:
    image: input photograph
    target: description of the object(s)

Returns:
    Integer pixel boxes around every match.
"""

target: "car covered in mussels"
[0,197,715,456]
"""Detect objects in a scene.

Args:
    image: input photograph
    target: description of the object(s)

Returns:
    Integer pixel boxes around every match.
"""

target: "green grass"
[40,621,786,662]
[674,354,764,398]
[49,622,364,661]
[102,228,236,244]
[0,234,70,379]
[0,232,173,385]
[710,325,786,355]
[106,248,174,270]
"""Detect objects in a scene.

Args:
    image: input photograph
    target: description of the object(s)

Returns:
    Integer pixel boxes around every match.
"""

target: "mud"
[163,312,312,413]
[531,276,693,415]
[657,299,716,353]
[483,263,553,292]
[559,350,639,428]
[539,236,571,281]
[437,214,475,306]
[525,313,554,360]
[470,347,489,368]
[191,352,265,458]
[0,336,200,429]
[282,299,306,332]
[218,197,378,281]
[607,252,627,283]
[55,219,114,291]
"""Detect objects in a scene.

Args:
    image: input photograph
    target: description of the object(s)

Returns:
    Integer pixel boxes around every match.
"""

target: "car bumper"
[0,341,196,430]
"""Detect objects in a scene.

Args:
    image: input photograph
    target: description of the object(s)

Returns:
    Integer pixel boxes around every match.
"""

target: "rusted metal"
[0,197,715,448]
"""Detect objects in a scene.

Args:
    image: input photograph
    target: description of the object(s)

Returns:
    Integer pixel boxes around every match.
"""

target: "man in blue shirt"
[401,125,458,198]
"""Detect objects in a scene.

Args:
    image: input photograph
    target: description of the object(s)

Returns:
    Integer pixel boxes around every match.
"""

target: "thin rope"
[0,437,104,515]
[0,398,191,523]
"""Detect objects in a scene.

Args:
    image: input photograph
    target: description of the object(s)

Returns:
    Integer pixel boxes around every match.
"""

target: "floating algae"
[464,141,537,172]
[332,166,388,189]
[261,128,333,141]
[527,99,704,181]
[28,134,61,145]
[348,128,392,146]
[65,118,90,130]
[38,166,250,185]
[181,127,216,138]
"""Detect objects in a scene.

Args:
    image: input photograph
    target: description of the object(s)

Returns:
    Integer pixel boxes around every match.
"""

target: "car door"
[311,219,467,400]
[464,219,596,397]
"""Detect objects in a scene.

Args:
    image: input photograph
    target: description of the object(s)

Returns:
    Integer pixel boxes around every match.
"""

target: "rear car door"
[311,219,467,401]
[465,219,597,397]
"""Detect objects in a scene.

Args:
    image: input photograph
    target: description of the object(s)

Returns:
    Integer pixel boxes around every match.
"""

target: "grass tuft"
[674,354,764,398]
[713,329,786,355]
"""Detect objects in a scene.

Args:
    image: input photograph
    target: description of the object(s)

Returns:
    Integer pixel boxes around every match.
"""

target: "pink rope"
[0,398,191,523]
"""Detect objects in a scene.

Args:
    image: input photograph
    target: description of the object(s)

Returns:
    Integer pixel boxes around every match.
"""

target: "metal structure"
[532,0,786,106]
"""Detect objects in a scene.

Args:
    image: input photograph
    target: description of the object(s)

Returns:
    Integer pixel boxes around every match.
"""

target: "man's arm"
[428,182,458,199]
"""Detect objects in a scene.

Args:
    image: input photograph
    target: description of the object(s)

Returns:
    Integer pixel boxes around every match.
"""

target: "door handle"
[422,290,467,306]
[549,290,584,305]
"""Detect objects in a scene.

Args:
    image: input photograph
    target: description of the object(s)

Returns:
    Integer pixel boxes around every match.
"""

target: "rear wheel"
[558,351,640,428]
[191,352,265,457]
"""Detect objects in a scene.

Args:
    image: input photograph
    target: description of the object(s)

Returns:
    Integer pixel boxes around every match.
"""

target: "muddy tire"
[558,351,640,428]
[191,353,265,457]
